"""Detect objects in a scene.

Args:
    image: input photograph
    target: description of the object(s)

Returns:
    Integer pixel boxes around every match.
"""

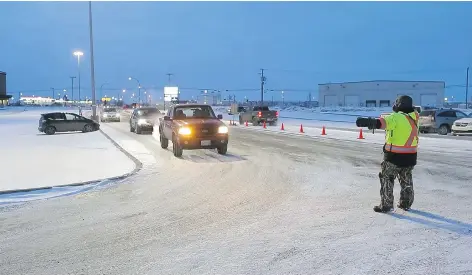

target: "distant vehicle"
[100,107,120,122]
[419,108,468,135]
[380,105,422,118]
[451,112,472,136]
[227,106,247,115]
[158,104,228,157]
[38,112,100,135]
[239,106,278,126]
[129,107,161,134]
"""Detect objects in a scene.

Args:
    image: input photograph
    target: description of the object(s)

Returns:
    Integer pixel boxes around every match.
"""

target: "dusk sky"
[1,1,472,102]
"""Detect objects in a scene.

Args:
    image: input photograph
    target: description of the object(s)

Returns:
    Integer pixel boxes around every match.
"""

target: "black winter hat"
[393,95,413,112]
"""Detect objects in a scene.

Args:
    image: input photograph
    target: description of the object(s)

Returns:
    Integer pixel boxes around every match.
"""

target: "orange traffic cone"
[281,123,285,131]
[245,121,248,127]
[300,124,304,133]
[321,126,326,135]
[263,121,267,129]
[358,128,365,139]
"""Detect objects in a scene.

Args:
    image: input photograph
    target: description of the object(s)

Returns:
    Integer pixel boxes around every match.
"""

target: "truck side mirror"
[164,116,171,121]
[217,114,223,119]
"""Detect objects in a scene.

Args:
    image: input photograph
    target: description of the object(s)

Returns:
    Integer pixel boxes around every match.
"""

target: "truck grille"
[193,125,217,137]
[455,122,468,127]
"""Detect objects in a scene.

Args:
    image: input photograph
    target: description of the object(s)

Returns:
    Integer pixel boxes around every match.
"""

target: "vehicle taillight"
[275,111,279,117]
[258,111,262,117]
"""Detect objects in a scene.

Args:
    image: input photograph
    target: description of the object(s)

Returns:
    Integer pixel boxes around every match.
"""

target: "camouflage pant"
[378,161,414,208]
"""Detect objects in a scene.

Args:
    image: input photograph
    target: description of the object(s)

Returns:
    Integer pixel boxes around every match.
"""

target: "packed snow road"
[1,119,471,275]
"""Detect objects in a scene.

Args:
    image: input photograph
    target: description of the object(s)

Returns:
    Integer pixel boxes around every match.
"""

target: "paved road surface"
[1,119,471,274]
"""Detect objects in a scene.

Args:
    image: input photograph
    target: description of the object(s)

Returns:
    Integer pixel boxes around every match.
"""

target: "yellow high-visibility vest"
[379,111,419,153]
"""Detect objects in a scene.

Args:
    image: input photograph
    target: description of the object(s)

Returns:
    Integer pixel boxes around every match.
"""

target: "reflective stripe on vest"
[384,112,419,154]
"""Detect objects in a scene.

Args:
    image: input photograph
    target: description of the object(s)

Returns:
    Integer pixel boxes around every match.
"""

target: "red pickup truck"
[158,104,229,157]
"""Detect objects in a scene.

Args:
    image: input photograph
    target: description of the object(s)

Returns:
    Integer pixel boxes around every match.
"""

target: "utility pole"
[166,73,173,84]
[466,67,469,109]
[51,87,55,99]
[70,76,76,102]
[260,69,266,105]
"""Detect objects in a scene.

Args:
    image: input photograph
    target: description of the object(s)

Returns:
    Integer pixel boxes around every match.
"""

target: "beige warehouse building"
[318,80,445,108]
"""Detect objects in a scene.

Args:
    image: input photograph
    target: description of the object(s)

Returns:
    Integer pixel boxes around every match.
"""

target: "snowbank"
[0,110,136,194]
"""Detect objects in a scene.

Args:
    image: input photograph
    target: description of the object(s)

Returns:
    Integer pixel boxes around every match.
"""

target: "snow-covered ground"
[0,108,136,201]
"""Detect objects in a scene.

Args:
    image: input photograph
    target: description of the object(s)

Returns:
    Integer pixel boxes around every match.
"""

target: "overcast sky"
[1,1,471,102]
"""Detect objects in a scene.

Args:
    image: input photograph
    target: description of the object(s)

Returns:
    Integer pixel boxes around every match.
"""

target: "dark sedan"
[38,112,100,135]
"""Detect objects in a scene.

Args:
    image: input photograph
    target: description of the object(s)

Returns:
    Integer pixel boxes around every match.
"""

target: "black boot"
[397,202,410,211]
[373,205,393,213]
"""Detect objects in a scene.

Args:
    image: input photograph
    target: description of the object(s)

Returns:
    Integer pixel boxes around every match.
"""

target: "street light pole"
[73,51,84,102]
[128,77,141,104]
[466,67,469,109]
[70,76,76,102]
[88,1,97,119]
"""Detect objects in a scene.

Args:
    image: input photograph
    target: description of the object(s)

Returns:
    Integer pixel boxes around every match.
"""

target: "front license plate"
[201,140,211,146]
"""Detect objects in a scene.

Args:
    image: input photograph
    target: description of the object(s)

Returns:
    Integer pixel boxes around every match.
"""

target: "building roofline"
[0,71,6,75]
[318,80,445,86]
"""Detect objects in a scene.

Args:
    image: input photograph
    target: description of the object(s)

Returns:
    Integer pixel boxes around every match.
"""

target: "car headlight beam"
[218,126,229,134]
[178,127,192,135]
[138,118,147,125]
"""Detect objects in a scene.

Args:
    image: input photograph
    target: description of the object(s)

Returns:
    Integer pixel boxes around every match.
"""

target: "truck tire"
[217,144,228,155]
[172,136,183,157]
[130,124,135,132]
[160,133,169,149]
[252,119,259,126]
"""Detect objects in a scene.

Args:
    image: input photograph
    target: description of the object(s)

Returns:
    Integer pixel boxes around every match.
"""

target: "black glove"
[356,117,378,129]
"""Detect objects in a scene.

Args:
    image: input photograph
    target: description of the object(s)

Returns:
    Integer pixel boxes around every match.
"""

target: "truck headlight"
[103,114,108,117]
[178,127,191,135]
[138,118,147,125]
[218,126,229,134]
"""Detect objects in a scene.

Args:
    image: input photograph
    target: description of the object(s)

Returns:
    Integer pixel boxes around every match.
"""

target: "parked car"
[129,107,161,134]
[38,112,100,135]
[100,107,120,122]
[158,104,228,157]
[239,106,278,126]
[451,112,472,136]
[419,108,468,135]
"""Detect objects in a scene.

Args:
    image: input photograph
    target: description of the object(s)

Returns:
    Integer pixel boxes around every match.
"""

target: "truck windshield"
[253,106,269,111]
[104,108,117,112]
[174,106,216,119]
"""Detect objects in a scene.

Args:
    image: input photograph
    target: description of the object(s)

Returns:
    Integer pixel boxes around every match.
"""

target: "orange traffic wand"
[281,123,285,131]
[300,124,304,133]
[263,121,267,129]
[358,128,365,139]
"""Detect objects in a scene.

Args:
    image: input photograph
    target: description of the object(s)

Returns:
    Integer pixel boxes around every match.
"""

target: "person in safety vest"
[356,95,419,213]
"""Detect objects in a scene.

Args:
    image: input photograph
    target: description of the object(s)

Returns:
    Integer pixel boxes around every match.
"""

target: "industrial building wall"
[318,81,445,108]
[0,72,6,96]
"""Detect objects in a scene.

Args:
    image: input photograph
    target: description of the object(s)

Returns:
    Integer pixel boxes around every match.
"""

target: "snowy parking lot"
[0,106,471,274]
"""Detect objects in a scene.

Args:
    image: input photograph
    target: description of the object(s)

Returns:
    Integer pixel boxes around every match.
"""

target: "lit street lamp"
[73,51,84,101]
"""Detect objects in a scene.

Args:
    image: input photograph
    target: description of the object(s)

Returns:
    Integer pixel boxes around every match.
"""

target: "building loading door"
[324,95,337,107]
[344,95,360,107]
[420,94,437,107]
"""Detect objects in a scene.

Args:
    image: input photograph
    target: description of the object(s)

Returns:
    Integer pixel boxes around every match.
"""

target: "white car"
[451,113,472,136]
